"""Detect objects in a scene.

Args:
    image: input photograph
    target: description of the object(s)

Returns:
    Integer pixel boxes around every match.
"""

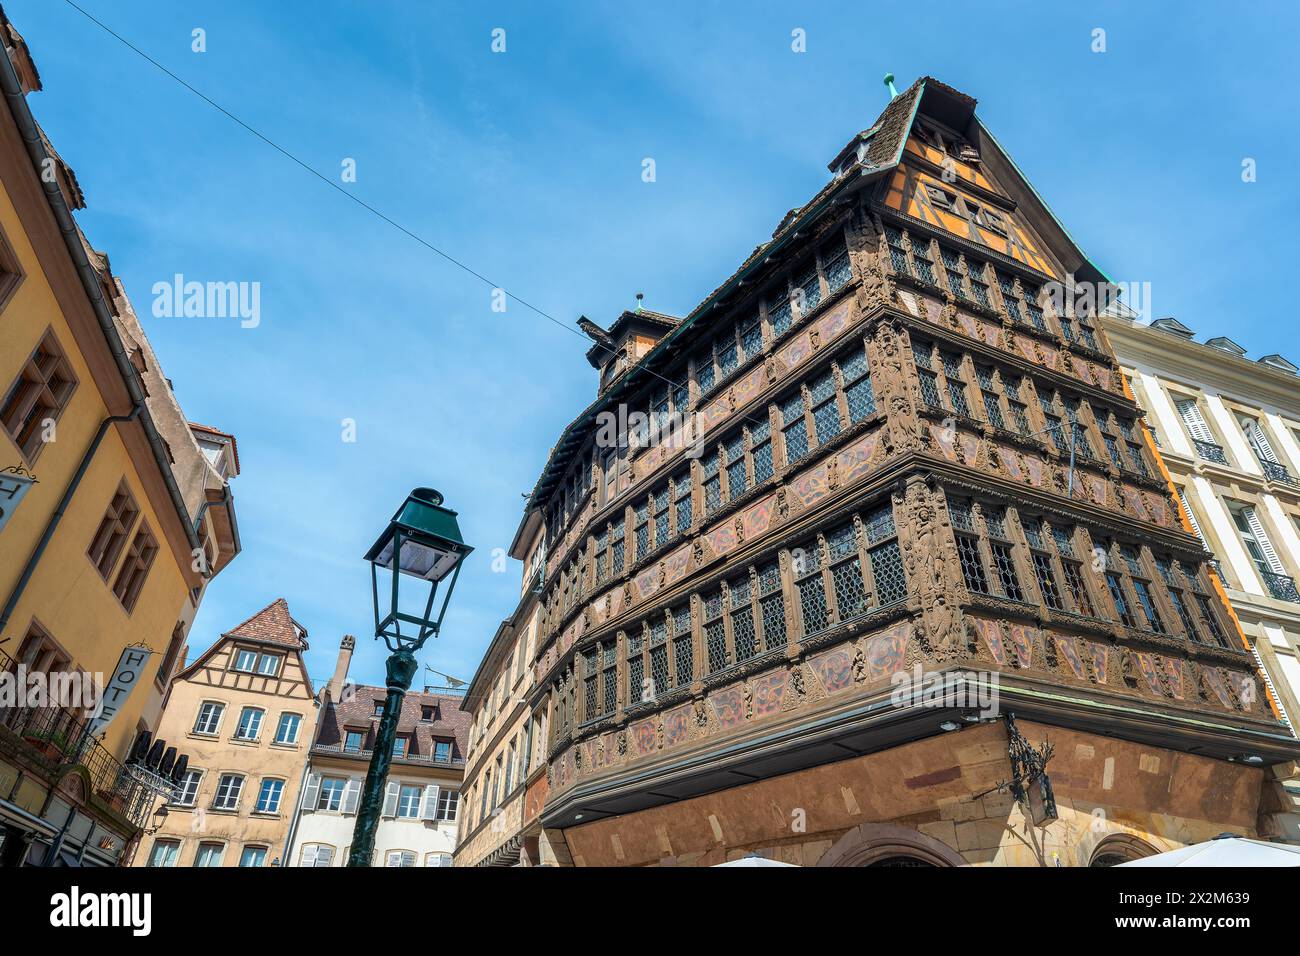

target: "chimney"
[328,635,355,702]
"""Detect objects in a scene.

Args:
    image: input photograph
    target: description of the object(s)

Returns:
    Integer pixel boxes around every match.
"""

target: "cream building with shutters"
[1106,313,1300,839]
[284,637,468,867]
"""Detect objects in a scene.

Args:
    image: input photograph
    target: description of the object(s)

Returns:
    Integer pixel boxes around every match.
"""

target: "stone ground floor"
[533,719,1298,866]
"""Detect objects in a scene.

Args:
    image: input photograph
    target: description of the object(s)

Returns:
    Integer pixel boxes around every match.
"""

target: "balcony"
[1261,570,1300,603]
[1192,439,1229,466]
[0,701,159,829]
[312,742,466,768]
[1260,459,1298,487]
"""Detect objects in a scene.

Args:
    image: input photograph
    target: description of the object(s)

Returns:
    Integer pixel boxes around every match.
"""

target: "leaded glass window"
[672,604,693,685]
[840,347,876,422]
[627,631,645,706]
[704,590,727,672]
[823,238,852,294]
[725,431,748,499]
[740,315,763,359]
[652,483,670,547]
[758,560,786,648]
[810,369,841,445]
[827,522,867,619]
[940,351,971,417]
[634,501,649,561]
[782,392,809,463]
[673,468,692,536]
[752,419,774,484]
[649,618,669,697]
[730,576,758,662]
[795,261,822,316]
[939,246,965,298]
[795,537,828,635]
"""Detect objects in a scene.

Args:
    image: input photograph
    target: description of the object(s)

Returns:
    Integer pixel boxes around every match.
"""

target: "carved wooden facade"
[478,77,1298,861]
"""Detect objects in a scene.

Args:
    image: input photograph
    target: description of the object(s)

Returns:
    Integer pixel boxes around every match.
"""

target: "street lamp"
[347,488,472,867]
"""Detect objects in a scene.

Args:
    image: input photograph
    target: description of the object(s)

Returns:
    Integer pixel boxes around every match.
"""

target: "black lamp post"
[347,488,471,867]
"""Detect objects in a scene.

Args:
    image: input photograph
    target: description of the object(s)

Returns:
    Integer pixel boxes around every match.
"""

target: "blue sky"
[12,0,1299,690]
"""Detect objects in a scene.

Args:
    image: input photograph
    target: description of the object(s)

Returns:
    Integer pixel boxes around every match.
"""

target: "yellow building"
[135,600,314,868]
[0,12,240,865]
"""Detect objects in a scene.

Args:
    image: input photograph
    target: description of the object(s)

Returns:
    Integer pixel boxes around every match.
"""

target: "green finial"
[883,72,898,99]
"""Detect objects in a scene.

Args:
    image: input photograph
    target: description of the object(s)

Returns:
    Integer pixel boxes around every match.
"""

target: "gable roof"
[223,597,309,649]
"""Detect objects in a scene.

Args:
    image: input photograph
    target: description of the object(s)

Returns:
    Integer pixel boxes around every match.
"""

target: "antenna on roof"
[635,291,644,313]
[883,72,898,99]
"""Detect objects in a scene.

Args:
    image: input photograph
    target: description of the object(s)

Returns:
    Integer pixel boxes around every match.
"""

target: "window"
[751,418,774,484]
[112,523,157,612]
[1120,545,1165,632]
[724,430,748,500]
[239,846,268,868]
[793,259,821,317]
[172,769,201,807]
[840,348,875,423]
[426,852,454,868]
[232,649,258,672]
[1175,398,1228,464]
[673,468,692,537]
[234,707,263,741]
[433,739,452,762]
[781,392,808,464]
[939,351,971,418]
[436,789,459,822]
[768,285,794,339]
[212,774,243,811]
[87,483,139,578]
[633,501,649,562]
[373,700,385,717]
[729,575,758,662]
[301,844,335,867]
[393,735,409,758]
[865,504,906,606]
[275,712,301,745]
[809,368,842,445]
[984,507,1024,601]
[344,729,365,753]
[317,776,347,811]
[949,498,989,595]
[794,536,829,635]
[651,481,671,549]
[1229,503,1297,601]
[1238,413,1292,482]
[1023,518,1064,611]
[193,842,225,867]
[626,629,645,705]
[1005,376,1031,436]
[601,640,617,715]
[702,446,722,514]
[397,784,422,818]
[255,778,284,814]
[703,588,727,672]
[256,653,281,676]
[912,340,943,410]
[1,331,77,461]
[193,702,224,736]
[610,519,625,574]
[147,839,179,868]
[582,647,598,718]
[757,561,786,649]
[975,366,1005,430]
[966,259,992,310]
[386,850,417,867]
[939,246,965,299]
[996,270,1023,323]
[822,237,852,294]
[504,738,517,793]
[672,603,694,686]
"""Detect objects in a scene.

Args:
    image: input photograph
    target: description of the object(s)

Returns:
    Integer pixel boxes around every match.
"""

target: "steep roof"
[223,597,309,650]
[315,685,471,764]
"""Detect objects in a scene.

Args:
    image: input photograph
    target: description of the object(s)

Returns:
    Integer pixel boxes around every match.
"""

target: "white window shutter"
[420,784,440,821]
[300,773,320,810]
[1247,421,1280,464]
[1244,507,1286,573]
[342,778,360,814]
[301,844,317,867]
[1178,490,1209,549]
[1176,399,1214,443]
[382,781,399,818]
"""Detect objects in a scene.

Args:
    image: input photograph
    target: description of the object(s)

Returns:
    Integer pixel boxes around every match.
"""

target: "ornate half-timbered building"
[485,76,1300,867]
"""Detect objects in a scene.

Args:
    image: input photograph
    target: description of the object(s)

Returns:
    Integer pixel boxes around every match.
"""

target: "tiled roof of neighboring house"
[222,597,308,650]
[316,685,471,762]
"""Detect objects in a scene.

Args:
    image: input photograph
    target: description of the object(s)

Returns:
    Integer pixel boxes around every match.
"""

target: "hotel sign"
[89,645,155,736]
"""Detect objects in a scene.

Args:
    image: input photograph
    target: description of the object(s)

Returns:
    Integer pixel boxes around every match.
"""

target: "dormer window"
[924,184,957,212]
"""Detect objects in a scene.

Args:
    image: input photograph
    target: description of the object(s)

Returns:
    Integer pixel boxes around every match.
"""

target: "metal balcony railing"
[312,742,466,767]
[1193,439,1229,465]
[1260,459,1298,487]
[1262,570,1300,603]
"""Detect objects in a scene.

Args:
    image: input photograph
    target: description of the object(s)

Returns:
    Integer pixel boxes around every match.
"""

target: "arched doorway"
[816,823,967,867]
[1089,834,1159,867]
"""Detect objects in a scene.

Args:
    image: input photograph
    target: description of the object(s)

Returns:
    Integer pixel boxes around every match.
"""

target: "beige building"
[1108,314,1300,840]
[285,636,469,868]
[454,514,550,866]
[133,599,316,867]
